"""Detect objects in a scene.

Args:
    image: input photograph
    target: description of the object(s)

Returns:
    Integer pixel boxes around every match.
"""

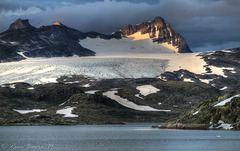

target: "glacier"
[0,52,235,85]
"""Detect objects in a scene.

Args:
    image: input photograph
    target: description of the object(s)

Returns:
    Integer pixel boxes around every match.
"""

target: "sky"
[0,0,239,52]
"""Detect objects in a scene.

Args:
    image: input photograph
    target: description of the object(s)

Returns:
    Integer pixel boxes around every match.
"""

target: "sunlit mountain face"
[53,21,62,26]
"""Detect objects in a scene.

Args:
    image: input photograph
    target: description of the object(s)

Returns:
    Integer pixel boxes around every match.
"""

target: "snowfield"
[79,36,177,56]
[136,85,160,96]
[56,106,78,117]
[0,51,234,85]
[103,90,171,112]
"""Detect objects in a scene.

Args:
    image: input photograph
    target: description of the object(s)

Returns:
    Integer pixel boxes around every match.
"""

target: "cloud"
[0,7,42,16]
[194,41,240,52]
[0,0,239,52]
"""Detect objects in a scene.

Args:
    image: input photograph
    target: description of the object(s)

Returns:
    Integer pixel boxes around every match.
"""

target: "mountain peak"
[53,21,64,26]
[153,16,164,22]
[8,18,35,31]
[113,16,192,53]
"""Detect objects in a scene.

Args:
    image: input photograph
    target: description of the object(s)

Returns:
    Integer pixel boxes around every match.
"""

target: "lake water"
[0,123,240,151]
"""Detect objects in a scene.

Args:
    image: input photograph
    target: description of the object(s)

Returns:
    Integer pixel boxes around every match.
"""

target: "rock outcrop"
[7,18,36,31]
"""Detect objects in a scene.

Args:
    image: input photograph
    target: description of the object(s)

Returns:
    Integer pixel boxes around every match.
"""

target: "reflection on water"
[0,123,240,151]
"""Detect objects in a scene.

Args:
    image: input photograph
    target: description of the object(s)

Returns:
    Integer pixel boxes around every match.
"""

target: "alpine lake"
[1,123,240,151]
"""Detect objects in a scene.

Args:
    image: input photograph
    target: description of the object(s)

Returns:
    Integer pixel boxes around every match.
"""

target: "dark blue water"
[0,123,240,151]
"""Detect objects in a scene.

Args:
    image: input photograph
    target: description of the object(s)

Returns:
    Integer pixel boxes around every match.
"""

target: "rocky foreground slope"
[0,80,221,125]
[160,89,240,130]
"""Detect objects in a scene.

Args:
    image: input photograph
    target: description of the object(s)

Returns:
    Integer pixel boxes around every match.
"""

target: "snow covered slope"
[79,36,177,56]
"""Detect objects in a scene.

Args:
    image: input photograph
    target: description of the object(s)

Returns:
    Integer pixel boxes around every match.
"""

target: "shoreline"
[0,122,125,126]
[0,122,162,127]
[152,123,239,131]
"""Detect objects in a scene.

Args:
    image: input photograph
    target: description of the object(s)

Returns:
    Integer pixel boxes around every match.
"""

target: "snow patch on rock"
[193,110,199,115]
[85,90,99,94]
[216,120,233,130]
[81,83,90,87]
[136,85,160,96]
[209,66,235,78]
[13,109,46,114]
[220,86,228,90]
[215,94,240,106]
[56,106,78,117]
[17,51,29,59]
[103,90,170,112]
[199,79,213,84]
[183,78,194,82]
[9,84,15,89]
[135,94,144,99]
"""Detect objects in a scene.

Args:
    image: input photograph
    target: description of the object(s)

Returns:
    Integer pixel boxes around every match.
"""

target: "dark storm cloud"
[0,0,239,51]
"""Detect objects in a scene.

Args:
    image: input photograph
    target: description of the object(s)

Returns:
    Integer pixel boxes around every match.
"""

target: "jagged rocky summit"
[113,16,192,53]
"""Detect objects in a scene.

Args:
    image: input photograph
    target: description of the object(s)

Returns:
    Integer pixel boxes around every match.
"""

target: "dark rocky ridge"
[0,19,120,62]
[0,18,98,62]
[113,16,192,53]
